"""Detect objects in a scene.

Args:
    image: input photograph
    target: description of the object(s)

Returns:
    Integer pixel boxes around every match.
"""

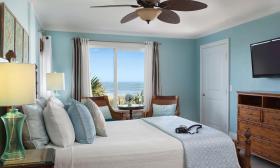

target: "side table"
[0,148,55,168]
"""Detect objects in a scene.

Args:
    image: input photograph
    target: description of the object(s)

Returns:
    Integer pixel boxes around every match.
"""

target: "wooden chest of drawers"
[237,91,280,165]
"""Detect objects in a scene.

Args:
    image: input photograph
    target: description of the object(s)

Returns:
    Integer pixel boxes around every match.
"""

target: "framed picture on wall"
[23,30,29,63]
[15,21,24,63]
[2,5,15,57]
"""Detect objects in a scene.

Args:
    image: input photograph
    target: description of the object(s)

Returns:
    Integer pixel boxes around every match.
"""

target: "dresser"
[237,91,280,165]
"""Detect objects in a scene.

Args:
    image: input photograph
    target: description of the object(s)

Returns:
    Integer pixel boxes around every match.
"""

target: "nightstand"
[0,148,55,168]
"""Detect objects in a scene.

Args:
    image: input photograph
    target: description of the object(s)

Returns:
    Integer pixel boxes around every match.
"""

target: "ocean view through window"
[89,44,144,107]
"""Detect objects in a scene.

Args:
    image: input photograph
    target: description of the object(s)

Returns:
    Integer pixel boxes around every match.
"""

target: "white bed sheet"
[46,119,184,168]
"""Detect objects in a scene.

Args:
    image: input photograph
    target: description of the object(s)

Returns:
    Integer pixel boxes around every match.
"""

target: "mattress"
[46,119,184,168]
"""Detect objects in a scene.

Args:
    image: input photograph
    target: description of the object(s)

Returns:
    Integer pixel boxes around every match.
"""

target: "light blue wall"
[44,31,199,121]
[0,0,29,30]
[45,12,280,131]
[196,12,280,133]
[0,0,40,63]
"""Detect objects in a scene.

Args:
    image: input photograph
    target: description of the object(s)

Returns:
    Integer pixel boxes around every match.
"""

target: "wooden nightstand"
[0,148,55,168]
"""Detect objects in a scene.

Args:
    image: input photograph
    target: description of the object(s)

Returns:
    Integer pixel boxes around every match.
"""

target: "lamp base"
[1,150,25,161]
[1,108,26,161]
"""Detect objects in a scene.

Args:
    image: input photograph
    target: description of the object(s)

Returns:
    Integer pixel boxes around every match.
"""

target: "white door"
[200,39,229,133]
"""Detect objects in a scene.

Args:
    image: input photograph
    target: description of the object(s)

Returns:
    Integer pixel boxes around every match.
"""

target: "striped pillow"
[84,99,107,137]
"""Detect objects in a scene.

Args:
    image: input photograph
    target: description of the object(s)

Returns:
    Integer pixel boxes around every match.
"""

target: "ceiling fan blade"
[159,0,207,11]
[90,5,140,8]
[157,9,180,24]
[121,11,138,24]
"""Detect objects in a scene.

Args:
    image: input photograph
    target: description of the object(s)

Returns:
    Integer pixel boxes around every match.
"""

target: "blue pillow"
[99,106,112,120]
[153,104,177,117]
[68,101,96,144]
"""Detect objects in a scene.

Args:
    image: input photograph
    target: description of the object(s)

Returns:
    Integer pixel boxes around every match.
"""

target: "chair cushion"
[22,103,49,149]
[99,106,112,120]
[152,104,177,116]
[43,100,75,147]
[68,100,96,143]
[84,99,107,137]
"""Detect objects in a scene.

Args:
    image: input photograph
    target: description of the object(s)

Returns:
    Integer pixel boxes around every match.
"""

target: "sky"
[89,48,144,82]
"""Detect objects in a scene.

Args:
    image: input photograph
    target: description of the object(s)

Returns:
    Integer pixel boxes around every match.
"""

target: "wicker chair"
[144,96,180,117]
[84,96,128,120]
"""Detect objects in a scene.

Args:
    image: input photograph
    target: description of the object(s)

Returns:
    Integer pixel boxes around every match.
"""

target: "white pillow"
[48,96,64,107]
[43,100,75,147]
[84,99,107,137]
[22,103,49,149]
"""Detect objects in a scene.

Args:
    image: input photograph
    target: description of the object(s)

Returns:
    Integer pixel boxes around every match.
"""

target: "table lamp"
[0,63,36,160]
[46,72,65,96]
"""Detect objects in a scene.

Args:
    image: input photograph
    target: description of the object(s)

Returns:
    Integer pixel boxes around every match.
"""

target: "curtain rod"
[89,40,161,45]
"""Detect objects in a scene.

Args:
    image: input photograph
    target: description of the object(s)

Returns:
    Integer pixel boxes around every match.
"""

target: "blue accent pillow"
[68,101,96,144]
[99,106,112,120]
[153,104,177,117]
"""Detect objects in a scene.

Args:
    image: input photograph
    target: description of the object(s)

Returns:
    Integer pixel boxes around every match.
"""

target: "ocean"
[102,82,144,96]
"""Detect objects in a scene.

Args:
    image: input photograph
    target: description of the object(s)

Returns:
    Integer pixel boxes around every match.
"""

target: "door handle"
[202,93,206,96]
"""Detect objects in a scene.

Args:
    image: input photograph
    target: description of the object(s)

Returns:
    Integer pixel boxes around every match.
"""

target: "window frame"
[89,41,145,106]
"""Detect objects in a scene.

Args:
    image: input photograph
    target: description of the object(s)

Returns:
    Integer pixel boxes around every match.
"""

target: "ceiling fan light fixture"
[136,8,161,24]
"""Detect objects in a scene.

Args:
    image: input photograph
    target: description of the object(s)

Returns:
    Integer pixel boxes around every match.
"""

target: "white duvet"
[47,119,184,168]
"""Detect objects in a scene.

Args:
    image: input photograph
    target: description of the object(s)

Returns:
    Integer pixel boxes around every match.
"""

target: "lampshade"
[46,72,65,91]
[136,8,162,23]
[0,63,36,106]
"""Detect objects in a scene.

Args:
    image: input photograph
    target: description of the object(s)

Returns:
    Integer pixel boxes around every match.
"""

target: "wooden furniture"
[0,148,55,168]
[235,129,251,168]
[237,91,280,165]
[144,96,180,117]
[84,96,128,120]
[118,104,144,119]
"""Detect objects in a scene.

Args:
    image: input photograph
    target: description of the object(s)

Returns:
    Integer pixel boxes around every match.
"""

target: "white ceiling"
[32,0,280,38]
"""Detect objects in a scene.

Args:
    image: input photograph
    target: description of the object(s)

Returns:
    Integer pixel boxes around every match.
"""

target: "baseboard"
[229,132,237,140]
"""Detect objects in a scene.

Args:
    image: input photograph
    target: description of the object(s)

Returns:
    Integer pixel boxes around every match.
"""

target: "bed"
[46,116,242,168]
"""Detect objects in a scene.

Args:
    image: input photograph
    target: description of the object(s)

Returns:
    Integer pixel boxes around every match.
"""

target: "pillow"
[43,100,75,147]
[99,106,112,120]
[153,104,177,117]
[36,97,48,108]
[48,96,64,107]
[84,99,107,137]
[22,103,49,149]
[68,100,96,143]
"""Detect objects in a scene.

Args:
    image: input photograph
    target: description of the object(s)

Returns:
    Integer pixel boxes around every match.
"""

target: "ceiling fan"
[90,0,207,24]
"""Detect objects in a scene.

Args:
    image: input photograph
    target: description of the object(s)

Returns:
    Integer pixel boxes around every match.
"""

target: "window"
[89,42,145,107]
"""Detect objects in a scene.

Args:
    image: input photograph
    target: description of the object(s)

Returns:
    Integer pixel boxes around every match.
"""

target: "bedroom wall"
[0,0,41,64]
[196,12,280,133]
[44,31,199,121]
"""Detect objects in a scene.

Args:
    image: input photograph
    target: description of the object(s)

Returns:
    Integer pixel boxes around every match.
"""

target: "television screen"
[251,38,280,78]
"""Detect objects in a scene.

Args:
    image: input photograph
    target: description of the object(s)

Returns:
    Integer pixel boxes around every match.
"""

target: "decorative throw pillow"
[43,100,75,147]
[153,104,177,117]
[68,100,96,143]
[22,103,49,149]
[48,96,64,107]
[99,106,112,120]
[36,97,48,108]
[84,99,107,137]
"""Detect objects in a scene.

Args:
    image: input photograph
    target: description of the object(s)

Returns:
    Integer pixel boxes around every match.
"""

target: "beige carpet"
[251,156,279,168]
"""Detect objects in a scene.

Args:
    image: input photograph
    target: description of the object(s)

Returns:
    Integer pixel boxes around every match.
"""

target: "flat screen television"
[251,38,280,78]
